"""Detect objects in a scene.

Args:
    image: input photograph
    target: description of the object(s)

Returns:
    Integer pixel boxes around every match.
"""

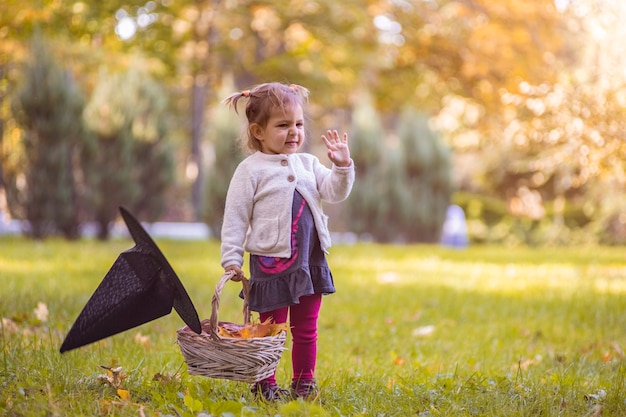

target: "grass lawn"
[1,237,625,416]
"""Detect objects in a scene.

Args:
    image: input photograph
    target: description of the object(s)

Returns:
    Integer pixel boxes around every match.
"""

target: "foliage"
[396,107,452,242]
[1,238,626,416]
[344,91,386,238]
[217,317,289,339]
[430,1,626,245]
[346,98,452,243]
[3,0,626,246]
[166,0,383,217]
[452,191,606,246]
[82,67,174,239]
[9,36,86,239]
[203,81,244,237]
[371,0,570,111]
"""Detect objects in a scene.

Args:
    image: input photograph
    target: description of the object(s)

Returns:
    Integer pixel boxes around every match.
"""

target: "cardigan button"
[287,175,295,182]
[281,160,288,166]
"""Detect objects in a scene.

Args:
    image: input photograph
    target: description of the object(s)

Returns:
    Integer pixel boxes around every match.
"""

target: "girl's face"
[251,104,305,155]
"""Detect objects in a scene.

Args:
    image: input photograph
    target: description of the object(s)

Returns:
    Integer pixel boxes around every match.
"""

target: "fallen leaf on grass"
[602,343,624,362]
[585,389,606,403]
[33,302,48,323]
[390,350,405,366]
[152,372,180,384]
[1,318,18,333]
[412,325,436,337]
[512,356,542,371]
[98,365,126,389]
[134,332,150,348]
[378,272,399,284]
[117,389,131,401]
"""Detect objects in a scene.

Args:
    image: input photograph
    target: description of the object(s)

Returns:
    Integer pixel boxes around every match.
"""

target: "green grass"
[1,237,625,416]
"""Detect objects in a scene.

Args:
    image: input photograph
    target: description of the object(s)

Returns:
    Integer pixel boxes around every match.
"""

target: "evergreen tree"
[204,81,244,237]
[345,100,453,243]
[396,107,453,242]
[344,90,388,239]
[83,68,174,239]
[11,37,85,239]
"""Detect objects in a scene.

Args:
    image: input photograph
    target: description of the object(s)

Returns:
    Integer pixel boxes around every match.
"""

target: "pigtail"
[222,91,250,114]
[289,84,310,101]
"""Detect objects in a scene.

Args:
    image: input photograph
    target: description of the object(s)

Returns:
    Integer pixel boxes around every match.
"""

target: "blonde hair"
[223,82,309,152]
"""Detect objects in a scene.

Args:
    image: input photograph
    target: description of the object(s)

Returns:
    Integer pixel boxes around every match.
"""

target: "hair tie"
[242,90,250,97]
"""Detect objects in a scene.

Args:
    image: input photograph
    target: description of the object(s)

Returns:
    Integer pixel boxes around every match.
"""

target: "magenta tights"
[260,294,322,384]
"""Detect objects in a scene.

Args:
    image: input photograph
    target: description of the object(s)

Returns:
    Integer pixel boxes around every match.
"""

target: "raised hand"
[321,129,351,168]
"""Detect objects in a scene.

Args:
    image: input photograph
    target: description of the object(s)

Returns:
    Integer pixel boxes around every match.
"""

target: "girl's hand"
[225,265,244,279]
[322,130,351,168]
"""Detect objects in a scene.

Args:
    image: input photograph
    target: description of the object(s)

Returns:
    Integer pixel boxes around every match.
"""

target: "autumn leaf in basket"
[217,317,288,339]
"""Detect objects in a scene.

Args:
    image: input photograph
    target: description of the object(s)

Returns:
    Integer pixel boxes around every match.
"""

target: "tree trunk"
[190,80,206,221]
[189,0,222,221]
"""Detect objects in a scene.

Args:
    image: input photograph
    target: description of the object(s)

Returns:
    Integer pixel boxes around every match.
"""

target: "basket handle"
[209,270,251,340]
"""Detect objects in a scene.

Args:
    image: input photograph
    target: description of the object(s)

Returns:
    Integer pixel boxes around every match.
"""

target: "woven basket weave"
[176,271,287,383]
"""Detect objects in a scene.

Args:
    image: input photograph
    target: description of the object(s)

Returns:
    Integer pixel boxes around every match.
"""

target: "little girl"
[220,82,354,401]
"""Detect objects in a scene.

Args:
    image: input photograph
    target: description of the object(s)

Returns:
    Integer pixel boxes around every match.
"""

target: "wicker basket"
[176,271,287,383]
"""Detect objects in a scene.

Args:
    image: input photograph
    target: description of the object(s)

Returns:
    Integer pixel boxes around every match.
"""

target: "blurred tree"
[83,67,174,240]
[460,0,626,244]
[374,0,571,113]
[7,0,626,246]
[203,79,244,237]
[397,107,453,242]
[0,0,172,223]
[10,36,86,239]
[344,90,386,239]
[345,99,452,243]
[213,0,379,105]
[165,0,381,219]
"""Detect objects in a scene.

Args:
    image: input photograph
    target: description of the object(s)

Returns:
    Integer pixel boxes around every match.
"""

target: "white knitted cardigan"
[220,151,355,269]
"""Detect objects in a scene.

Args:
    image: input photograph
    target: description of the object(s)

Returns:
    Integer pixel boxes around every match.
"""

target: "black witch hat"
[60,207,202,353]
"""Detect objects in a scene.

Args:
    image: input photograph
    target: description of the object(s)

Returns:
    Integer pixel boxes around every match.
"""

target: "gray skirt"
[248,191,335,313]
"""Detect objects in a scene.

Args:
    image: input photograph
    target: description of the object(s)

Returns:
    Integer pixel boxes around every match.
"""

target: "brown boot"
[290,378,318,399]
[251,381,290,402]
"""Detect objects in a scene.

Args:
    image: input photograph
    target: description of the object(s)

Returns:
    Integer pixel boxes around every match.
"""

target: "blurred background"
[1,0,625,246]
